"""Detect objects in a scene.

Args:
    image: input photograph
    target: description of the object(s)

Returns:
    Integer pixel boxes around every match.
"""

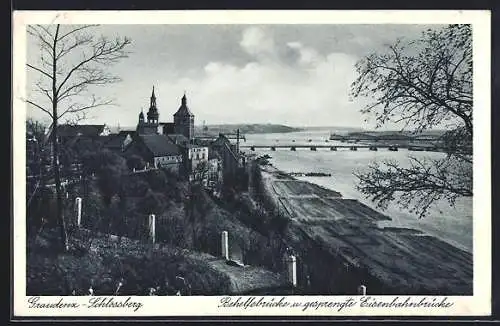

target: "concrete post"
[221,231,229,260]
[286,255,297,287]
[148,214,156,244]
[75,197,82,227]
[357,284,367,295]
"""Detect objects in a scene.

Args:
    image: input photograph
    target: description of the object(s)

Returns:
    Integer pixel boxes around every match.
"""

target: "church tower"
[173,92,194,141]
[137,86,160,135]
[147,86,159,124]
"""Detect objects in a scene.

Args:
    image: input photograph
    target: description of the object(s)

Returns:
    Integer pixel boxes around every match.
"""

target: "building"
[46,123,111,145]
[210,133,247,188]
[102,131,135,152]
[135,87,195,141]
[173,93,194,142]
[132,86,210,177]
[124,134,182,172]
[43,123,112,168]
[166,133,208,174]
[160,122,175,135]
[188,145,209,173]
[207,151,223,191]
[136,87,161,135]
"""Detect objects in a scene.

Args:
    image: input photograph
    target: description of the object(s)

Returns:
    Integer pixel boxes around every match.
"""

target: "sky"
[26,24,437,128]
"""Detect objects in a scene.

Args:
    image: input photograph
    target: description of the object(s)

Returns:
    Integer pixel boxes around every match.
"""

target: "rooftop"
[140,134,181,156]
[174,94,194,117]
[54,124,108,137]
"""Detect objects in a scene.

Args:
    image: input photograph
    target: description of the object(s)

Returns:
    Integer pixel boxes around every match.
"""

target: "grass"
[27,227,232,296]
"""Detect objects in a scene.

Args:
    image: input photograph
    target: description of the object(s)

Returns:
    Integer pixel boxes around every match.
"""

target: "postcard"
[12,9,491,318]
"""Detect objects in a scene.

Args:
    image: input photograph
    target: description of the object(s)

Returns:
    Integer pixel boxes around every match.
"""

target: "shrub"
[126,155,145,171]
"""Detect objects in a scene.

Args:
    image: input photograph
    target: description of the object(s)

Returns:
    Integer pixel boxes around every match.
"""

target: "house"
[165,133,208,175]
[187,144,209,173]
[43,123,111,167]
[210,133,247,187]
[102,131,135,152]
[207,150,223,190]
[54,124,111,144]
[124,134,182,173]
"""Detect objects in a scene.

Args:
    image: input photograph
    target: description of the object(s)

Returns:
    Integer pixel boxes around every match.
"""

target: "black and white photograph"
[13,10,491,317]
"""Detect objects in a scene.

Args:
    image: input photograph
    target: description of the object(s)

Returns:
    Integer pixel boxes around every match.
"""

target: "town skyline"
[26,24,439,129]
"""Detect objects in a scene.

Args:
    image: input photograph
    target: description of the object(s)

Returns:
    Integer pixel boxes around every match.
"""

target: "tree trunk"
[52,115,68,251]
[52,25,68,252]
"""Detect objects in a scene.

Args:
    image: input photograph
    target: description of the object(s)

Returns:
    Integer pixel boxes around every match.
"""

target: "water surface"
[245,130,473,253]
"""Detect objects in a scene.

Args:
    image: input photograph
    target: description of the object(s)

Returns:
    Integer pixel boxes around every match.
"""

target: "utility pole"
[236,129,240,155]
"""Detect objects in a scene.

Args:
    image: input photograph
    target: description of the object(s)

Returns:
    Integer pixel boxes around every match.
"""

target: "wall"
[154,155,182,173]
[124,141,153,165]
[190,146,209,171]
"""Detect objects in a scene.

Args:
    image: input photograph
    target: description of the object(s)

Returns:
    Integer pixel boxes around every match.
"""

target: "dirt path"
[185,250,288,294]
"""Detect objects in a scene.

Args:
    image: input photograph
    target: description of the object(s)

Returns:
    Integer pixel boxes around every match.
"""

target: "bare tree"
[26,118,47,142]
[350,24,472,218]
[26,24,131,250]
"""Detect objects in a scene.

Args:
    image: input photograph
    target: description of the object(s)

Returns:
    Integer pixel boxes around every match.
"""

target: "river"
[244,129,472,253]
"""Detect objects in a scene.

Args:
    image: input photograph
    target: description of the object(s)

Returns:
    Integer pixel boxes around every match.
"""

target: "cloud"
[286,41,322,66]
[28,25,395,128]
[239,26,276,58]
[146,28,365,127]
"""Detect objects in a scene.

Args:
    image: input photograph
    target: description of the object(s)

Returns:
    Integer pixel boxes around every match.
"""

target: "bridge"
[329,134,441,142]
[196,133,246,142]
[241,144,437,152]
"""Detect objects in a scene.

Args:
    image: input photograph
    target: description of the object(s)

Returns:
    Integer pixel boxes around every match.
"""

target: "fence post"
[75,197,82,227]
[286,254,297,287]
[149,214,156,244]
[221,231,229,260]
[357,284,367,295]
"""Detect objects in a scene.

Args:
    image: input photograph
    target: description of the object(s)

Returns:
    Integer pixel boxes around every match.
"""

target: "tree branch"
[26,63,53,80]
[26,99,53,118]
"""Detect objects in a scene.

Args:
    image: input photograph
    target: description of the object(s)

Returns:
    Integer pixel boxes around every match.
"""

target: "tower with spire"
[173,92,195,141]
[137,86,160,135]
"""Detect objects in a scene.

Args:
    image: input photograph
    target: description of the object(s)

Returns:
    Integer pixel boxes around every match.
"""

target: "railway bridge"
[240,144,437,152]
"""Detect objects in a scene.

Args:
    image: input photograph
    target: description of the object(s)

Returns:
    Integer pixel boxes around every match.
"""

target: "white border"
[12,10,491,317]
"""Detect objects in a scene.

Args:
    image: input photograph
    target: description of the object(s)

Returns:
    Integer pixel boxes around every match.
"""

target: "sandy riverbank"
[257,164,472,295]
